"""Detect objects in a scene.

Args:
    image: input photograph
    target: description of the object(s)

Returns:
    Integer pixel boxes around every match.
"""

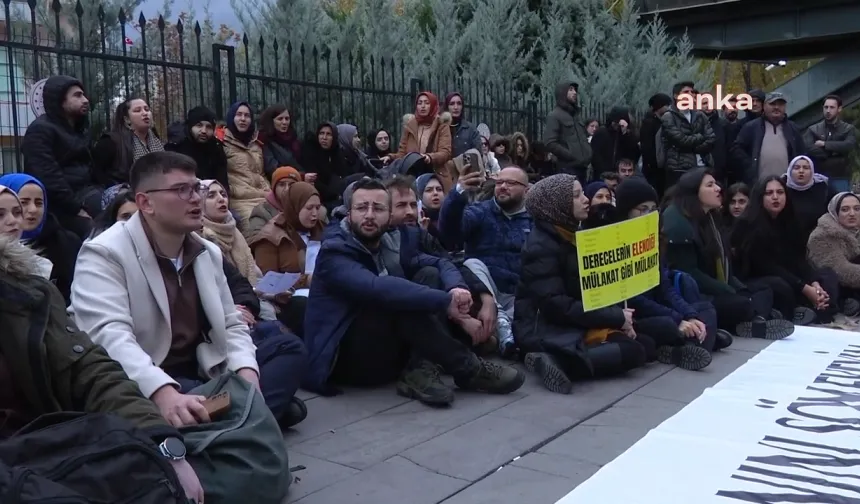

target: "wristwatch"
[158,437,187,461]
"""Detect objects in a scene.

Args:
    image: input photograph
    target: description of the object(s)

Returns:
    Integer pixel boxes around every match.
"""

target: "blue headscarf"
[0,173,47,240]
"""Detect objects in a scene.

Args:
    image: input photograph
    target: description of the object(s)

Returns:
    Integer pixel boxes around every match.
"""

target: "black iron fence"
[0,2,605,172]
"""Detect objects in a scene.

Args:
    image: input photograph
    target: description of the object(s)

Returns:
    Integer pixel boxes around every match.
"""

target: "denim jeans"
[173,321,307,422]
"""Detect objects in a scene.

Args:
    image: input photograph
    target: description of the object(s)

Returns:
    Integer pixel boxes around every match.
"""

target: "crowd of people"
[0,73,857,500]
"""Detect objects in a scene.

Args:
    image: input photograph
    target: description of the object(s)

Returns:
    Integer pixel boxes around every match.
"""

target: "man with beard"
[438,166,533,321]
[386,176,506,357]
[302,178,524,405]
[166,106,230,193]
[804,94,857,192]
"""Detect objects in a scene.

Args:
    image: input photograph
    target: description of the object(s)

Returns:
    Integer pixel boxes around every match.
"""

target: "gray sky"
[138,0,240,31]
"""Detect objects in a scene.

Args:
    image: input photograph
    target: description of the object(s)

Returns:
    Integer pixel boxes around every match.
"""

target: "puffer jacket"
[807,212,860,289]
[660,106,716,176]
[217,126,268,225]
[804,119,858,179]
[21,76,95,216]
[542,81,592,176]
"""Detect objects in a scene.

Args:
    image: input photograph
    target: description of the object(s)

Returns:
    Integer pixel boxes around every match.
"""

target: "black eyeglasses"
[145,182,206,201]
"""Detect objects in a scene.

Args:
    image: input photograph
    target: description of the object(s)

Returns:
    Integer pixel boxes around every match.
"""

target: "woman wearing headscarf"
[0,185,23,239]
[0,173,81,303]
[247,166,302,239]
[365,128,392,161]
[92,97,163,187]
[383,91,453,191]
[216,101,269,227]
[808,192,860,314]
[248,182,324,337]
[300,122,346,211]
[258,104,302,179]
[663,168,794,339]
[731,175,839,324]
[200,180,262,286]
[783,155,832,245]
[336,124,377,177]
[513,174,654,394]
[415,173,445,239]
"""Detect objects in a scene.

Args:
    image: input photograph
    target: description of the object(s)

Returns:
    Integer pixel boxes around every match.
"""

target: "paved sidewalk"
[284,337,773,503]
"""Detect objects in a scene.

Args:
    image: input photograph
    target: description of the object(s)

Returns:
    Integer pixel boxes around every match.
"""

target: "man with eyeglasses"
[70,151,306,430]
[438,166,533,326]
[302,177,524,404]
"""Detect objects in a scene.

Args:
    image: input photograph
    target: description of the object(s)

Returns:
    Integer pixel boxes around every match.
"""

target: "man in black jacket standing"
[640,93,672,197]
[543,81,592,181]
[804,94,858,192]
[660,81,716,187]
[21,75,101,240]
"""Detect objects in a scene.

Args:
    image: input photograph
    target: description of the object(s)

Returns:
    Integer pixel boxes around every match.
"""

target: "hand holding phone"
[200,391,231,419]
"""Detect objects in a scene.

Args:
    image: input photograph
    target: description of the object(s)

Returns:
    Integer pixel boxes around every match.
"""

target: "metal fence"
[0,2,606,172]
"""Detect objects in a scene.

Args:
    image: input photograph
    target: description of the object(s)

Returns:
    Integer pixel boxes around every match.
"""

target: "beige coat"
[221,128,269,226]
[391,112,454,192]
[69,212,259,399]
[808,213,860,289]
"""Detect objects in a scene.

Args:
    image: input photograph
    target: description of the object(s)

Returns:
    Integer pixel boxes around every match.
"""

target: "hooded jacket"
[21,76,94,216]
[542,81,592,176]
[0,236,178,442]
[165,106,230,193]
[300,122,349,209]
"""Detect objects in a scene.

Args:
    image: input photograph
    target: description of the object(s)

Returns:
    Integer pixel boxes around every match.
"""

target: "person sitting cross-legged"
[303,178,524,406]
[70,151,306,428]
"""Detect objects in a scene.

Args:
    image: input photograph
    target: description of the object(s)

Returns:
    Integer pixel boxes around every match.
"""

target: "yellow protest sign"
[575,212,661,311]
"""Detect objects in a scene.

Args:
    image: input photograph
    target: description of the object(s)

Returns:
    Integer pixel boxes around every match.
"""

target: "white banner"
[556,326,860,504]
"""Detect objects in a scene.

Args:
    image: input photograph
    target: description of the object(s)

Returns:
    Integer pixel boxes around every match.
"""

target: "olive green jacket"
[0,237,177,441]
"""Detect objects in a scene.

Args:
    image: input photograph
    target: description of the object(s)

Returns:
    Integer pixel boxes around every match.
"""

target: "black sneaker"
[714,329,733,351]
[396,359,455,406]
[843,298,860,317]
[655,344,712,371]
[736,319,794,340]
[455,358,525,394]
[524,352,573,394]
[794,306,816,325]
[279,397,308,429]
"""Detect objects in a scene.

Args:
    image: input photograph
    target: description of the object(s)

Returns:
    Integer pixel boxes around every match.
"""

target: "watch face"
[165,437,186,458]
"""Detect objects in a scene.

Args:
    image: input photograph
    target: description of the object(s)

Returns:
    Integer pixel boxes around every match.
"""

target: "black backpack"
[0,412,189,503]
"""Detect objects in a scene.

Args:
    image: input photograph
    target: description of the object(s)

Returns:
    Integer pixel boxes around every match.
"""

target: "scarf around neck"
[785,155,827,191]
[202,212,261,285]
[130,129,164,162]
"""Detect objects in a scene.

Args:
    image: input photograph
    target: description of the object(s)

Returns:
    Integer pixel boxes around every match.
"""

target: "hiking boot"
[714,329,733,351]
[843,298,860,317]
[656,344,712,371]
[736,319,794,340]
[396,360,455,407]
[454,358,525,394]
[524,352,572,394]
[279,397,308,429]
[475,335,499,357]
[794,306,816,325]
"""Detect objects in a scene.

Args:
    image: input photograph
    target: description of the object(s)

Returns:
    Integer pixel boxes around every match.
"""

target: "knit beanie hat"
[271,166,302,186]
[186,106,216,126]
[584,181,608,201]
[614,178,658,219]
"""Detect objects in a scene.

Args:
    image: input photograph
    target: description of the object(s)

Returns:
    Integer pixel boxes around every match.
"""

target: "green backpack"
[181,372,290,504]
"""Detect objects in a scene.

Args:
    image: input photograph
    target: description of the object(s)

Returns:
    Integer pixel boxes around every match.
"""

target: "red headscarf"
[415,91,439,125]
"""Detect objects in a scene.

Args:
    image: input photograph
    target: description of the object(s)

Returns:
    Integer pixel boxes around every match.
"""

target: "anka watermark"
[676,85,756,111]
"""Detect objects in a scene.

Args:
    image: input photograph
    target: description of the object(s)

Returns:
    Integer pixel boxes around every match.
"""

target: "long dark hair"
[731,176,800,254]
[90,191,135,238]
[258,104,295,139]
[671,167,723,257]
[723,182,750,222]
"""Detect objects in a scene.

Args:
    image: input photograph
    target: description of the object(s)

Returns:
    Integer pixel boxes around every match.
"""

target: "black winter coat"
[165,122,230,193]
[21,76,95,216]
[660,107,716,175]
[30,213,82,306]
[513,221,626,366]
[262,141,302,180]
[730,117,806,185]
[223,257,260,319]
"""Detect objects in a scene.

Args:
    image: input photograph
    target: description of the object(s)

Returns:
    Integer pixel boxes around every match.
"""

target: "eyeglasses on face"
[145,182,206,201]
[351,203,389,215]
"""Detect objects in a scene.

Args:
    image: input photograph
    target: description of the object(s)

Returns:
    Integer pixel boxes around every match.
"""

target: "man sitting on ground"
[70,151,307,428]
[303,178,524,406]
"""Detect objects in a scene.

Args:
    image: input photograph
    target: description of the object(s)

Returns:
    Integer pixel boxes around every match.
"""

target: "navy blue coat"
[730,117,806,185]
[628,267,699,324]
[302,222,466,391]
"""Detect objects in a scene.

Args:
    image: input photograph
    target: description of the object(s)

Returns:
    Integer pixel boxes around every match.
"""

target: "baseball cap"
[765,92,787,104]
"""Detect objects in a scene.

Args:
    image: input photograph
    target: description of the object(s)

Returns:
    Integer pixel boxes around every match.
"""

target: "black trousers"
[330,267,476,386]
[278,295,308,339]
[564,333,652,380]
[748,268,839,322]
[636,308,717,353]
[710,281,774,330]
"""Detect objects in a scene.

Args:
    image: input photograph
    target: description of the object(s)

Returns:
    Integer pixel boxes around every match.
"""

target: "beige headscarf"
[200,180,261,285]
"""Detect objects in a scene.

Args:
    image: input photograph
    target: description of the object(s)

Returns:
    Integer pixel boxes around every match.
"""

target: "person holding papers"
[249,181,324,337]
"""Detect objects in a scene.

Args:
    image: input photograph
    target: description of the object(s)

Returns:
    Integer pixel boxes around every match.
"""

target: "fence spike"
[242,33,248,46]
[117,7,125,23]
[74,0,84,17]
[287,41,293,53]
[273,39,279,51]
[27,0,36,10]
[51,0,61,13]
[312,46,318,58]
[137,11,146,26]
[157,14,165,30]
[193,20,201,36]
[259,35,265,50]
[97,4,104,20]
[176,18,183,34]
[299,43,305,56]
